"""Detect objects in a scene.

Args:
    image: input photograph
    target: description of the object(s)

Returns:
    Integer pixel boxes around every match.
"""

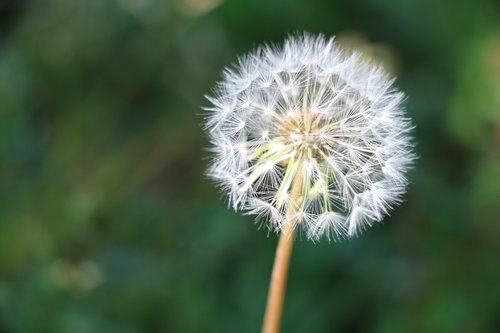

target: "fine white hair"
[203,33,415,241]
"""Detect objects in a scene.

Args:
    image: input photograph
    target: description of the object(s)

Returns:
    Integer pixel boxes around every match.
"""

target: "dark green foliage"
[0,0,499,332]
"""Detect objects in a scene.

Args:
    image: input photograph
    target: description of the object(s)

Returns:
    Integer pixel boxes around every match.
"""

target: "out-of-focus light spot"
[175,0,223,16]
[487,34,500,76]
[337,31,400,75]
[49,259,102,294]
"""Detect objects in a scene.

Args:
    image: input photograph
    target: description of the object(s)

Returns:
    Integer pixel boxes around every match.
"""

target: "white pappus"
[203,33,415,241]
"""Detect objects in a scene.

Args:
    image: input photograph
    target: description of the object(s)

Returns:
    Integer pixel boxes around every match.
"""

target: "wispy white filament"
[204,33,415,241]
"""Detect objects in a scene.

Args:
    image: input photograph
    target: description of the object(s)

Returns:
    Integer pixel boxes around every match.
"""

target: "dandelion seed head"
[203,33,415,241]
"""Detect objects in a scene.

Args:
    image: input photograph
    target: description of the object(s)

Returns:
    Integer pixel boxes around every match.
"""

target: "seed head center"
[277,111,330,162]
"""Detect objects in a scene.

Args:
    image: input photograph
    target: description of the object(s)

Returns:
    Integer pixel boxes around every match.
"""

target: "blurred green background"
[0,0,499,332]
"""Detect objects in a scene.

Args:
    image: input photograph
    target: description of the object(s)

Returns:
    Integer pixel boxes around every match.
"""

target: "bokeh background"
[0,0,499,332]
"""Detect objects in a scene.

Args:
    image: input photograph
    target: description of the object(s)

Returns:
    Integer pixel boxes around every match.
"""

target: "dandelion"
[203,33,415,333]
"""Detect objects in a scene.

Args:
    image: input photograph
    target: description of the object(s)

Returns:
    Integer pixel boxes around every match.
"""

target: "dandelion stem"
[261,171,303,333]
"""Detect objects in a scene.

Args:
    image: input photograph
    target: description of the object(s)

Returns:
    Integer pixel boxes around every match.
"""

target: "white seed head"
[203,33,415,241]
